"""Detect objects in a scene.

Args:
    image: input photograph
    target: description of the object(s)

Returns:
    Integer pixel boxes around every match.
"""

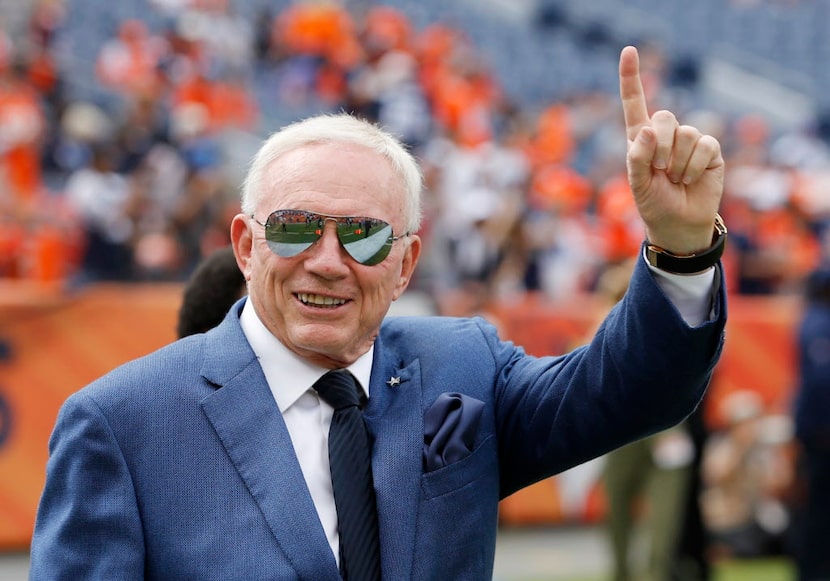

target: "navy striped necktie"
[314,370,381,580]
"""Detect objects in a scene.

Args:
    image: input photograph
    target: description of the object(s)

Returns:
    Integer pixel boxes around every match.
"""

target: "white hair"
[241,113,423,233]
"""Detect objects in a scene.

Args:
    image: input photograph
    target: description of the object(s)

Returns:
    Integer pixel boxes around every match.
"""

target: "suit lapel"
[364,334,423,580]
[200,310,339,581]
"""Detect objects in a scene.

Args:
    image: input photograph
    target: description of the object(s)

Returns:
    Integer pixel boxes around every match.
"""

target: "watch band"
[645,214,727,274]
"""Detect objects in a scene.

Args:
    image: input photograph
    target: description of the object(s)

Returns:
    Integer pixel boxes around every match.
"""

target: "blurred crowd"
[602,343,829,581]
[2,0,830,303]
[3,0,829,577]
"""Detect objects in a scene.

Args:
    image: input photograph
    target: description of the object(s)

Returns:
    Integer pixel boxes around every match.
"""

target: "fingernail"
[683,175,692,184]
[653,159,666,170]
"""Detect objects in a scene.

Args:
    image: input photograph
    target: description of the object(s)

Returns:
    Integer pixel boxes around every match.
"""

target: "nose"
[303,219,350,277]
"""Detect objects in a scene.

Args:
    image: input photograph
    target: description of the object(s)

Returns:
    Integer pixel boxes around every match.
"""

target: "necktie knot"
[314,370,361,411]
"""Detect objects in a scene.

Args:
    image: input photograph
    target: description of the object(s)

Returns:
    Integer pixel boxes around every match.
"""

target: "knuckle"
[699,134,720,151]
[652,110,677,124]
[677,125,700,139]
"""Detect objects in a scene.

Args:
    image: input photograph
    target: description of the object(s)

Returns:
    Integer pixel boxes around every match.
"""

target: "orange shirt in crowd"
[0,220,25,277]
[363,6,413,53]
[528,104,575,168]
[530,163,593,216]
[274,2,363,68]
[209,80,259,130]
[756,207,821,281]
[415,24,459,100]
[0,75,45,201]
[430,68,501,147]
[596,173,643,263]
[95,19,166,98]
[171,72,258,132]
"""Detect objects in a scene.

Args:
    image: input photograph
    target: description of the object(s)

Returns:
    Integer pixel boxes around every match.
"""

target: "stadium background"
[0,1,824,577]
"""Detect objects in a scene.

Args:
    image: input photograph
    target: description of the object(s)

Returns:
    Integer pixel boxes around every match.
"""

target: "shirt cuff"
[643,252,716,327]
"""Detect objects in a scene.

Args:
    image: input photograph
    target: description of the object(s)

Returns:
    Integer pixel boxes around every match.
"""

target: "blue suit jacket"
[30,258,726,579]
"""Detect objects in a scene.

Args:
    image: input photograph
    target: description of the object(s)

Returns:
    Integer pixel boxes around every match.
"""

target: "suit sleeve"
[492,256,726,497]
[30,391,145,579]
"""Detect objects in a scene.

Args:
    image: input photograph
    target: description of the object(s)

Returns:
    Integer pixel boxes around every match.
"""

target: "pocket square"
[423,392,485,471]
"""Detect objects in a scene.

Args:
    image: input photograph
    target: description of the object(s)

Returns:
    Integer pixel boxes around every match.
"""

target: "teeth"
[298,293,347,307]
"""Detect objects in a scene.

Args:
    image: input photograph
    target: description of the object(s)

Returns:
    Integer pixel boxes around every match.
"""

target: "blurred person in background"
[599,259,698,581]
[672,399,714,581]
[176,244,246,338]
[0,57,47,205]
[605,425,696,581]
[417,112,530,307]
[791,264,830,580]
[700,389,794,561]
[95,19,167,100]
[30,47,728,579]
[127,101,230,280]
[63,142,140,282]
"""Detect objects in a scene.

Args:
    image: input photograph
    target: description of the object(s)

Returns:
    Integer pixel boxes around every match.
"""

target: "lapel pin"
[386,376,401,387]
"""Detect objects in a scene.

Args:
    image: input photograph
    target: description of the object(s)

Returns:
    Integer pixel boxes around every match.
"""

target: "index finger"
[619,45,649,143]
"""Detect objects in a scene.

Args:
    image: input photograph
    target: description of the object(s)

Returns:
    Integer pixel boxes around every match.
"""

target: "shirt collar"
[239,299,373,412]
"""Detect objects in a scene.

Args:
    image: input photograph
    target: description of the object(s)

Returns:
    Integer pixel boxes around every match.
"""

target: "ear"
[392,234,422,300]
[230,213,254,282]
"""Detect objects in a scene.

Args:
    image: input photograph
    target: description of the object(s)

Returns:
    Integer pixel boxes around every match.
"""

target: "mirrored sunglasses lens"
[264,211,320,257]
[339,220,393,265]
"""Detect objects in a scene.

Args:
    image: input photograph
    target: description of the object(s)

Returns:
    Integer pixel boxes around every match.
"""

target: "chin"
[292,330,352,356]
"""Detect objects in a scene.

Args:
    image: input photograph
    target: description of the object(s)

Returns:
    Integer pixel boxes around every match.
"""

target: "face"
[231,141,421,368]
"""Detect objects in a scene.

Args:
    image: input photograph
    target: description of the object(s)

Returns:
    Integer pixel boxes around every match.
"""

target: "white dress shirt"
[239,301,373,564]
[237,258,716,562]
[646,261,717,327]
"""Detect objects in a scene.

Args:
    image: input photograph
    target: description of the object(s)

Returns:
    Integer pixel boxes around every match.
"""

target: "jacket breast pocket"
[421,434,497,499]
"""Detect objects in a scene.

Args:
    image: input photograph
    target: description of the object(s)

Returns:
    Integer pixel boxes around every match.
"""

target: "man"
[792,265,830,580]
[30,46,727,579]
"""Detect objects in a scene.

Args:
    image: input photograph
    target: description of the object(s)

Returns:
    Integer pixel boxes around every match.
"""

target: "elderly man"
[31,46,726,579]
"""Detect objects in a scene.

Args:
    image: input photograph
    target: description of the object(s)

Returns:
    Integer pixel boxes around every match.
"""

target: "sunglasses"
[252,209,409,266]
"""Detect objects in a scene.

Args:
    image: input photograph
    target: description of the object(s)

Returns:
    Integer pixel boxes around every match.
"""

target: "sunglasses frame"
[251,209,409,266]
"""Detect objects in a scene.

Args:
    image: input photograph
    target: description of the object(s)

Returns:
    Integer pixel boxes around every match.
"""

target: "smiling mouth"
[296,293,348,308]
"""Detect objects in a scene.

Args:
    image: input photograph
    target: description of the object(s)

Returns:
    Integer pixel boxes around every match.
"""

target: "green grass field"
[520,557,795,581]
[713,558,795,581]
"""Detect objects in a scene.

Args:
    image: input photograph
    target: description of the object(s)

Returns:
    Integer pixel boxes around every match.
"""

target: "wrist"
[645,214,727,274]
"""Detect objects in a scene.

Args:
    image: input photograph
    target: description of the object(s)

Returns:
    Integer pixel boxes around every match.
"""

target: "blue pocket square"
[423,392,485,471]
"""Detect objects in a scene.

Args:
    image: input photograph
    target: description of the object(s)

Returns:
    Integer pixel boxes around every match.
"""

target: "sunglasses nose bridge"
[319,218,342,243]
[310,218,350,259]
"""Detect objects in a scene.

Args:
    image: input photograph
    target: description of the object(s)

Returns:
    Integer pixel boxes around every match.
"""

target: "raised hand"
[619,45,724,255]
